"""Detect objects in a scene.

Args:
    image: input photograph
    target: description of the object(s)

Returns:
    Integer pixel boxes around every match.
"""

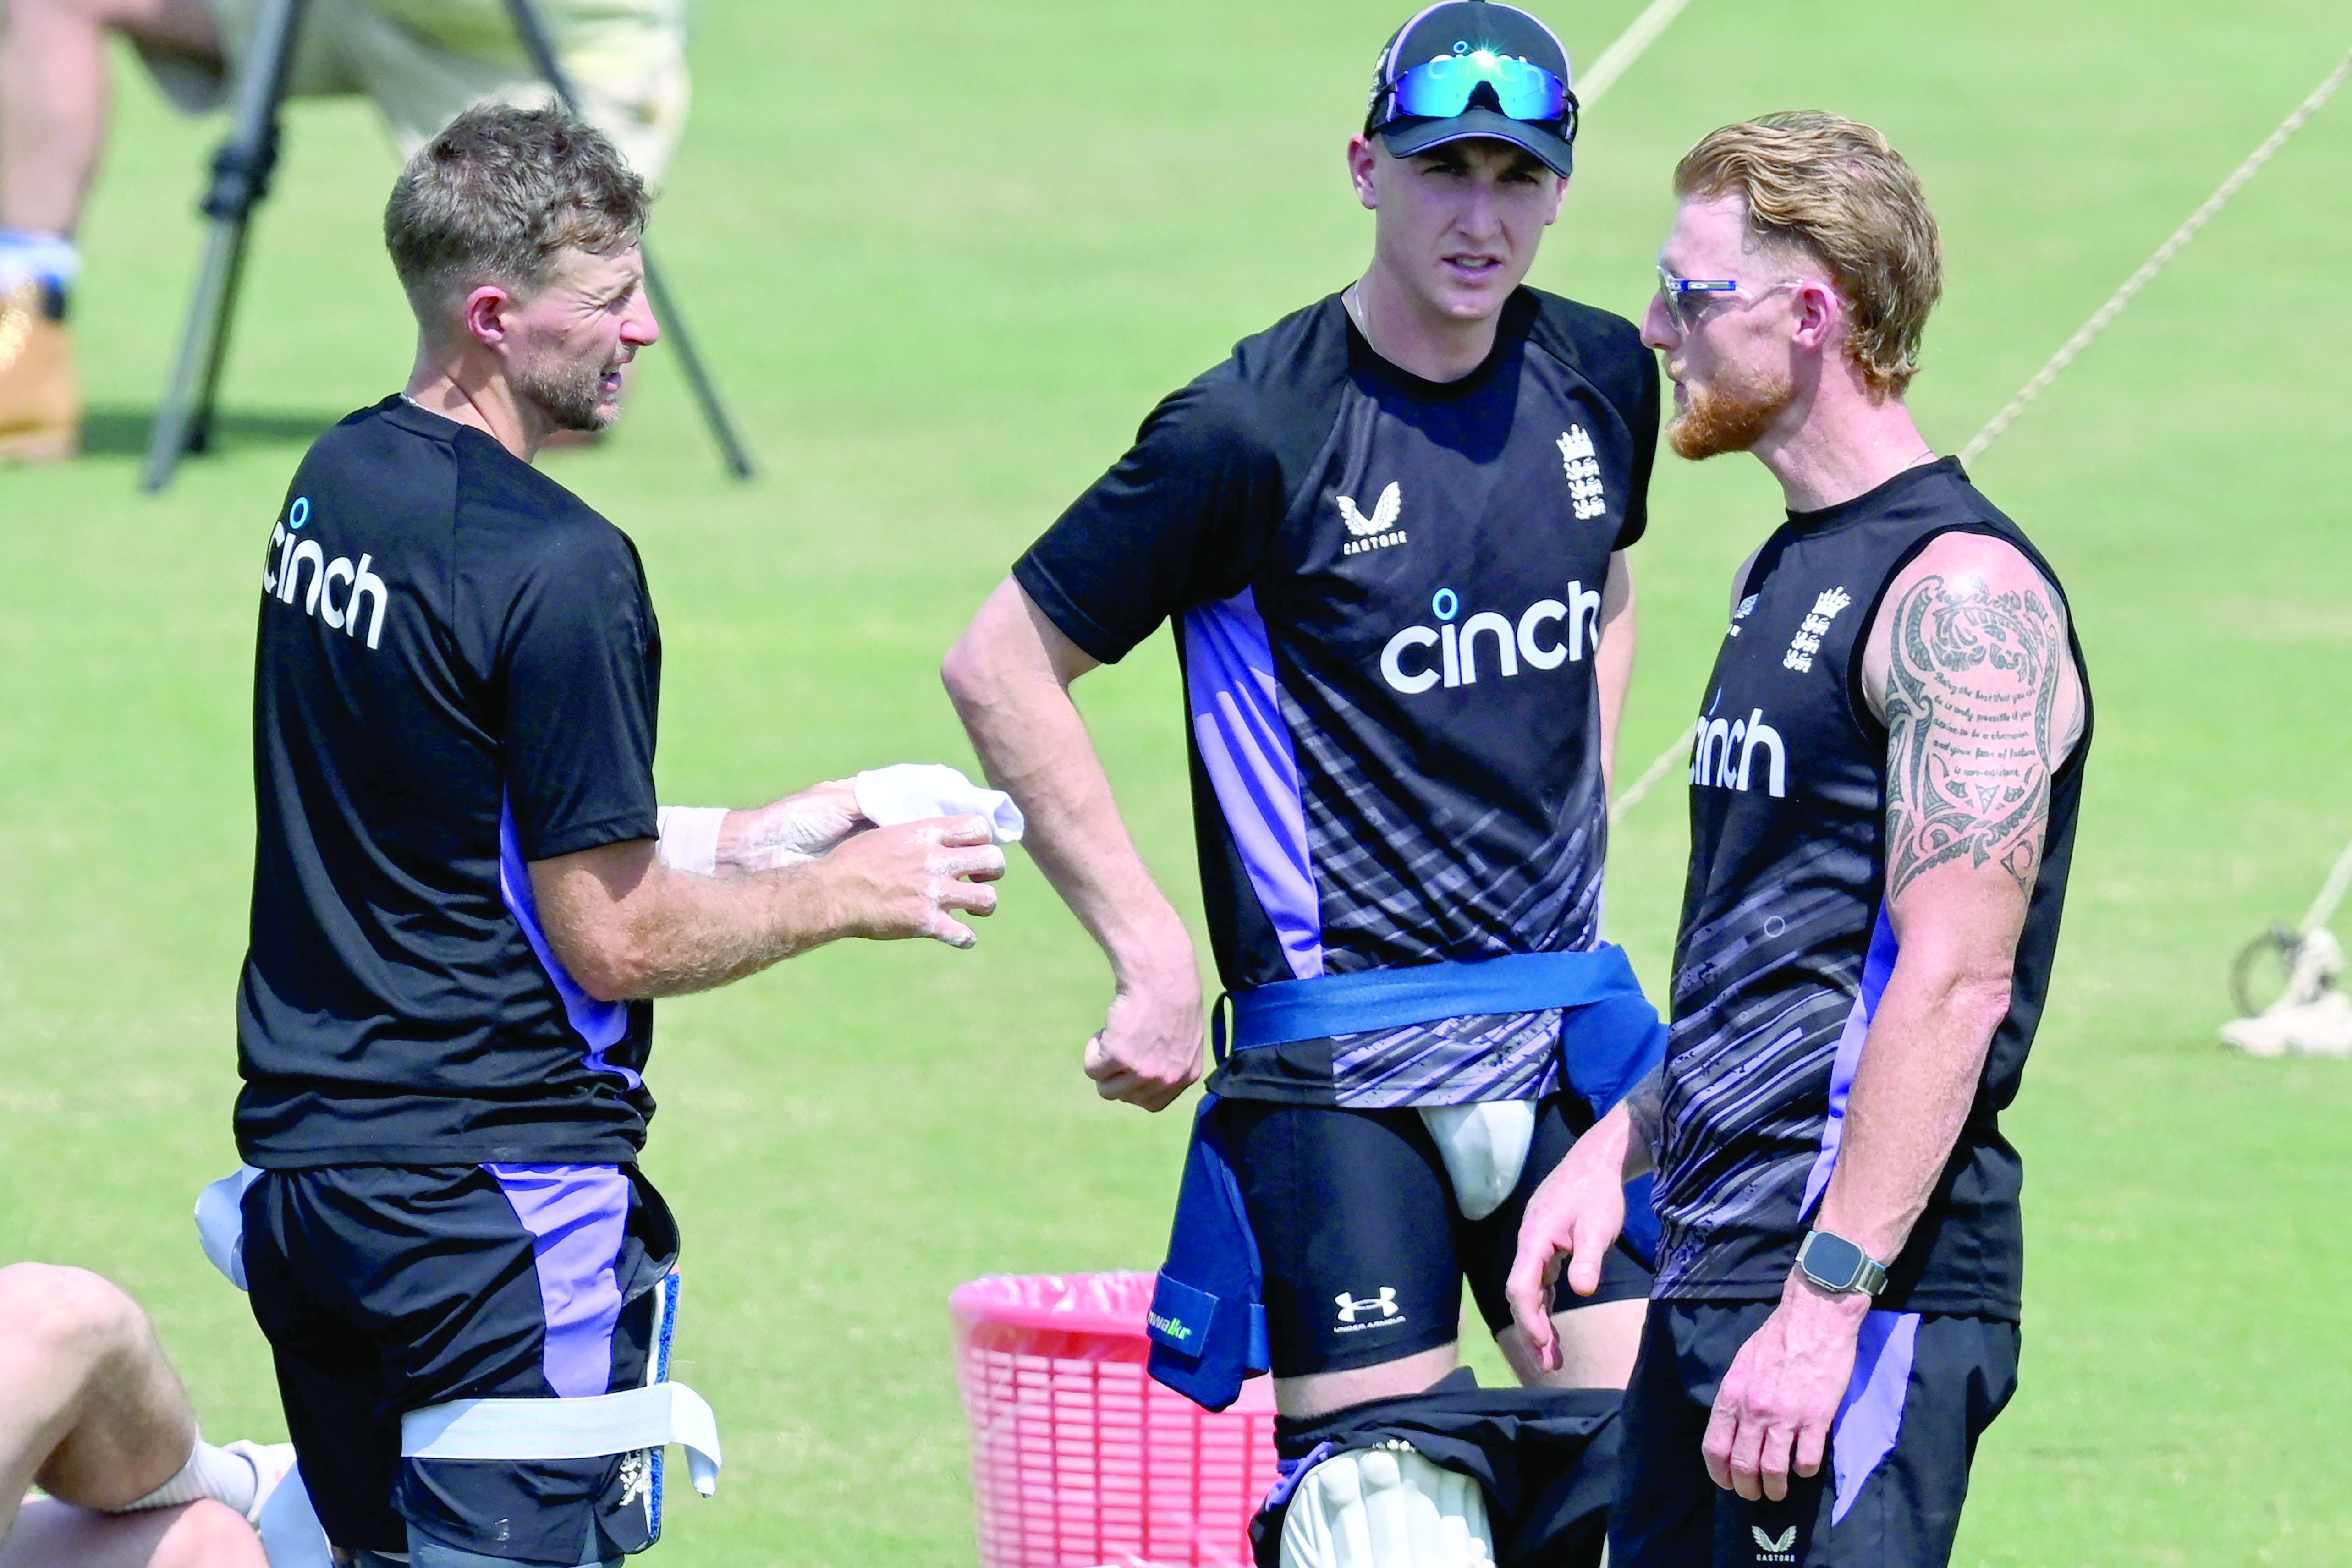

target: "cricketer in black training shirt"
[1614,461,2091,1568]
[1002,280,1664,1388]
[239,395,660,1168]
[1017,286,1656,1113]
[234,395,675,1563]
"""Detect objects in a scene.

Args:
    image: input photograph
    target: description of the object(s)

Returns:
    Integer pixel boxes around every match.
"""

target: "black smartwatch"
[1796,1229,1888,1296]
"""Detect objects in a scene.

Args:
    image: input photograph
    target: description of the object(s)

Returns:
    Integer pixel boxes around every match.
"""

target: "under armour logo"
[1333,1287,1400,1324]
[1750,1523,1797,1562]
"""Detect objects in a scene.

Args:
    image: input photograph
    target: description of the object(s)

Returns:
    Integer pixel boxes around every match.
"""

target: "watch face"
[1802,1231,1866,1290]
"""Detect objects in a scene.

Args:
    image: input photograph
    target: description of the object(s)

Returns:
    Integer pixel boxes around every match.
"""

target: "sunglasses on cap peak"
[1379,48,1575,133]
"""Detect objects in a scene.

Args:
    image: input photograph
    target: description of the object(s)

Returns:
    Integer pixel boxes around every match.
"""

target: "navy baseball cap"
[1368,1,1578,176]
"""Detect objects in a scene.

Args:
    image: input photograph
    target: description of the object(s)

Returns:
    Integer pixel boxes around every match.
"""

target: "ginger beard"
[1667,354,1796,461]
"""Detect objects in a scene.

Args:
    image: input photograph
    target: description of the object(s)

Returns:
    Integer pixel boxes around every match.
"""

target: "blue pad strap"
[1227,947,1641,1050]
[1147,1095,1269,1411]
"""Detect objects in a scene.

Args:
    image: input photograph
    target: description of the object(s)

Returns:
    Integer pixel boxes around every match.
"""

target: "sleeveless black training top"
[1651,458,2091,1319]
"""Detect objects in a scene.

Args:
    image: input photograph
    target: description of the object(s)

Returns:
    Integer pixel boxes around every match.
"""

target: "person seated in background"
[1,1262,288,1568]
[0,0,690,461]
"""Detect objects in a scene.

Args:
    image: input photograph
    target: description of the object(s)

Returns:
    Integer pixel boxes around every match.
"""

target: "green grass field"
[5,1,2352,1563]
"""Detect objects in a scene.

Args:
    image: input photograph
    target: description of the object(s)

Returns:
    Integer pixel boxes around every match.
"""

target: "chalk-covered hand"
[818,815,1004,948]
[720,780,868,871]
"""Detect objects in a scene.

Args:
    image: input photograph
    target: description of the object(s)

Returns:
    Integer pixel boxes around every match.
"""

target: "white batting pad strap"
[852,763,1025,844]
[655,806,728,876]
[194,1165,264,1290]
[401,1383,723,1497]
[1417,1101,1539,1222]
[1279,1444,1495,1568]
[254,1465,335,1568]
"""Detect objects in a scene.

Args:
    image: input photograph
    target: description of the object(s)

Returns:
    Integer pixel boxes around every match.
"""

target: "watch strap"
[1797,1228,1889,1295]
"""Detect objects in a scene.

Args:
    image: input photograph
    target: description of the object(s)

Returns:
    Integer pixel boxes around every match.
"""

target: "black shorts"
[241,1164,681,1564]
[1613,1301,2020,1568]
[1217,1093,1652,1378]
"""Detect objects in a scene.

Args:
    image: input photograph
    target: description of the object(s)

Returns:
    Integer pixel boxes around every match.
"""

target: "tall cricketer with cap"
[948,5,1665,1563]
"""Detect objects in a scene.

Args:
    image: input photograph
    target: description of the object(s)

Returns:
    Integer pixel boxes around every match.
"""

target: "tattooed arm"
[1819,532,2086,1264]
[1696,532,2085,1503]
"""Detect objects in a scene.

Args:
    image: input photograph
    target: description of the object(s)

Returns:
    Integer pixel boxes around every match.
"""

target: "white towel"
[852,764,1024,845]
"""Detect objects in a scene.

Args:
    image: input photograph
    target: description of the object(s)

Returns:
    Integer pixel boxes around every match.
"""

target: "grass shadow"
[78,404,346,458]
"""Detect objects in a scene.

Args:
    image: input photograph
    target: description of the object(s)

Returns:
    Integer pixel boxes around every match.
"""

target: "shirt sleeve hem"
[1011,554,1135,665]
[522,811,659,864]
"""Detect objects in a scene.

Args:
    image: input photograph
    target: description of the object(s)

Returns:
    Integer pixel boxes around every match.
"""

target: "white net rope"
[1577,0,1694,106]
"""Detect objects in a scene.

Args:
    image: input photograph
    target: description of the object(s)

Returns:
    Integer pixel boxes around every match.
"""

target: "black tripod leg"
[143,0,306,493]
[186,213,259,455]
[143,214,245,488]
[638,246,754,479]
[499,0,755,480]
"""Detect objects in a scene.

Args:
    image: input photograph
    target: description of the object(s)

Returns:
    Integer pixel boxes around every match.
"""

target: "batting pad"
[1278,1443,1495,1568]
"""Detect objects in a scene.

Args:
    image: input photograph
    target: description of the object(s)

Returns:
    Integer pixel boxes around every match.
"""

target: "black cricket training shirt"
[236,398,662,1167]
[1016,287,1658,1107]
[1655,459,2092,1318]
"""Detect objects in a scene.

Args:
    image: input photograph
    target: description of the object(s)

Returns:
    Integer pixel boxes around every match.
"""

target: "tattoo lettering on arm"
[1882,572,2065,902]
[1621,1066,1665,1174]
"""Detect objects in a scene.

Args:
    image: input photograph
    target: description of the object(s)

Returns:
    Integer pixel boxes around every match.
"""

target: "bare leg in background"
[0,1263,264,1568]
[0,0,221,232]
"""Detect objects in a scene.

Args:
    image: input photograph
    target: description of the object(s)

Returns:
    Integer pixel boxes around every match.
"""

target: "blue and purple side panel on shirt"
[1802,905,1900,1215]
[1802,904,1917,1520]
[499,795,640,1088]
[1183,591,1323,980]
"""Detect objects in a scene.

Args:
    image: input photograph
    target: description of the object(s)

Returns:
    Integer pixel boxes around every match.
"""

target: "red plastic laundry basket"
[951,1272,1279,1568]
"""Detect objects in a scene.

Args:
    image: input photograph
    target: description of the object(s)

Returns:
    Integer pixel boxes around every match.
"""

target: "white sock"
[110,1439,263,1516]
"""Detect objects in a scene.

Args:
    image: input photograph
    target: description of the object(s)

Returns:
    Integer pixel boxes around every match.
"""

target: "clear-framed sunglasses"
[1654,259,1805,333]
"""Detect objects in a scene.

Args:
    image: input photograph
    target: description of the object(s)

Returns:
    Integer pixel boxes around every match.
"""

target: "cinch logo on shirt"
[262,496,388,650]
[1378,582,1603,696]
[1690,703,1788,797]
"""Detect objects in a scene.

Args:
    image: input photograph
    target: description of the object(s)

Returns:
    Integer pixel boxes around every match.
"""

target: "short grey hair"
[383,102,649,318]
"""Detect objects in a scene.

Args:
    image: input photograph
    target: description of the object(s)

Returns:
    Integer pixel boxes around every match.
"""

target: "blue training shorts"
[1612,1300,2019,1567]
[241,1164,680,1564]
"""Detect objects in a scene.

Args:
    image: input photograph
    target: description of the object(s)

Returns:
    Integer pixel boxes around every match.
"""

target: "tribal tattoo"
[1882,572,2065,902]
[1620,1066,1666,1176]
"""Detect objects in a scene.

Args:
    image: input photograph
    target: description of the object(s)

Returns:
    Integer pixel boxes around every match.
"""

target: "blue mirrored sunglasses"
[1384,49,1574,131]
